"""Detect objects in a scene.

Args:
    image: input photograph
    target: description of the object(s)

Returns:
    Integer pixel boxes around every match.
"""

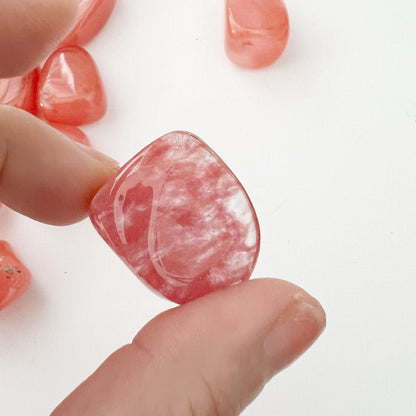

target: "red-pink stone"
[38,46,106,125]
[49,122,90,146]
[61,0,116,47]
[0,241,31,311]
[0,68,40,114]
[225,0,289,69]
[90,131,260,304]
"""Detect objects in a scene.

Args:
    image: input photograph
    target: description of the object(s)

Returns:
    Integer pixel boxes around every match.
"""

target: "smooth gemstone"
[225,0,289,69]
[0,68,39,114]
[60,0,116,47]
[49,122,90,146]
[0,241,31,311]
[38,46,106,125]
[90,131,260,304]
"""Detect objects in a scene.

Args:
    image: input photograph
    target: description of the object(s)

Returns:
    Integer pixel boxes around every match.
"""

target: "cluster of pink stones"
[0,0,289,309]
[0,0,116,311]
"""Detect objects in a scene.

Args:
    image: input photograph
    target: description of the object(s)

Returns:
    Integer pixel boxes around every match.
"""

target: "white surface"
[1,0,416,414]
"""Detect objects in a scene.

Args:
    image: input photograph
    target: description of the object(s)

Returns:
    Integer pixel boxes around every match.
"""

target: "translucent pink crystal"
[60,0,116,47]
[37,46,106,125]
[225,0,289,68]
[89,131,260,304]
[49,122,90,146]
[0,68,39,114]
[0,241,31,311]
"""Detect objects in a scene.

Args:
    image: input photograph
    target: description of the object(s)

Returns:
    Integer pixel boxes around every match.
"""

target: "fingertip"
[0,0,79,77]
[0,106,118,225]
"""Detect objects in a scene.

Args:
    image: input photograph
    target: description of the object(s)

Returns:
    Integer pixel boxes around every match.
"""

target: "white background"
[1,0,416,414]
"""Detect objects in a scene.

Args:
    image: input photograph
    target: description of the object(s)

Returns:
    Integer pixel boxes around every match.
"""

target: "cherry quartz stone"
[225,0,289,69]
[0,68,39,114]
[60,0,116,47]
[38,46,106,126]
[0,241,31,311]
[90,131,260,304]
[49,122,90,146]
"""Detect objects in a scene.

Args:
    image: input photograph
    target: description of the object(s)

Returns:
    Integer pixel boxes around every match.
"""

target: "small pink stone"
[49,122,91,146]
[60,0,116,47]
[0,241,31,311]
[89,131,260,304]
[0,68,40,114]
[225,0,290,69]
[38,46,106,125]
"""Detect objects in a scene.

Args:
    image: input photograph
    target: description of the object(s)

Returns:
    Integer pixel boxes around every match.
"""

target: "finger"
[0,106,118,225]
[0,0,78,77]
[51,278,326,416]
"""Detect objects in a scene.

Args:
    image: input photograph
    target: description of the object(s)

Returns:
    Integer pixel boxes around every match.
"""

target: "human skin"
[0,1,326,415]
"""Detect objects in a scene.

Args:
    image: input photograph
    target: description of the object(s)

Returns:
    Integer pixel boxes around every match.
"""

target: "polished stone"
[90,131,260,304]
[61,0,116,47]
[225,0,289,68]
[0,241,31,311]
[38,46,106,125]
[49,122,90,146]
[0,68,39,114]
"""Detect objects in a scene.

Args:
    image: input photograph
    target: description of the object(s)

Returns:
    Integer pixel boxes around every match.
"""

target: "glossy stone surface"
[0,68,39,114]
[0,241,31,311]
[90,131,260,304]
[61,0,116,47]
[38,46,106,125]
[49,122,90,146]
[225,0,289,68]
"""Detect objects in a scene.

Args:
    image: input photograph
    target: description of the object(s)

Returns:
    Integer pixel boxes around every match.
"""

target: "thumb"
[51,278,325,416]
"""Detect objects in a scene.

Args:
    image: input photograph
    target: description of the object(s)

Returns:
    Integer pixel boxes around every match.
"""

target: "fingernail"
[77,142,119,171]
[263,292,326,374]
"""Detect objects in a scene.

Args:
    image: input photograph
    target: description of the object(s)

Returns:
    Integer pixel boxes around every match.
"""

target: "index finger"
[0,106,118,225]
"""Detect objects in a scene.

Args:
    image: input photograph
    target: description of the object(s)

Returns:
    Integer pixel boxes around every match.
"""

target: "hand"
[0,1,326,415]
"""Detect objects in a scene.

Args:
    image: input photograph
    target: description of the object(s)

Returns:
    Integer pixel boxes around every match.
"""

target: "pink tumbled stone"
[49,122,91,146]
[60,0,116,47]
[37,46,106,125]
[225,0,289,68]
[90,131,260,304]
[0,68,39,114]
[0,241,31,311]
